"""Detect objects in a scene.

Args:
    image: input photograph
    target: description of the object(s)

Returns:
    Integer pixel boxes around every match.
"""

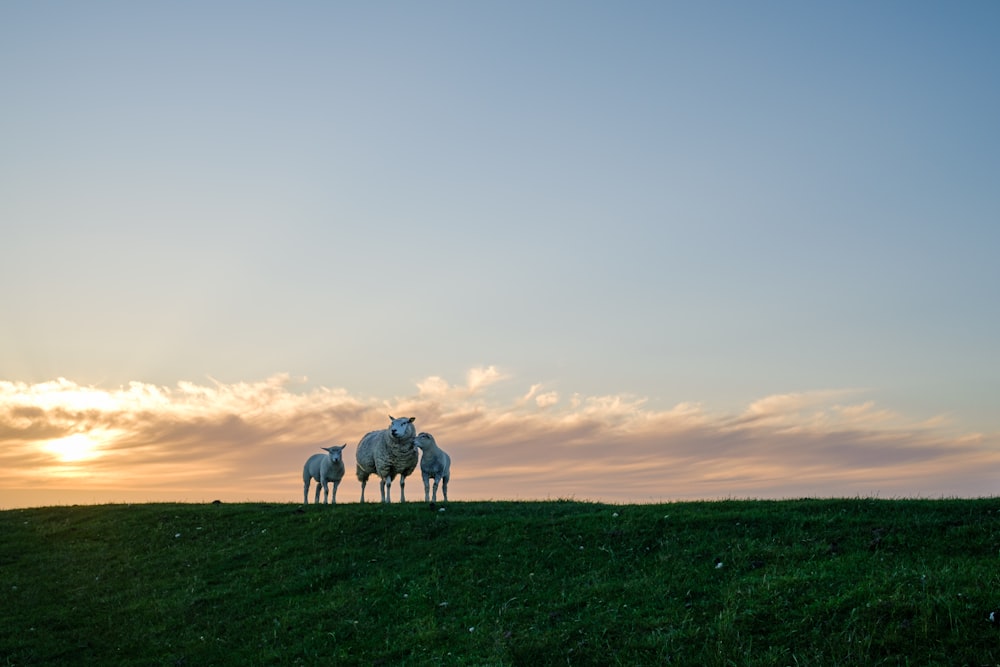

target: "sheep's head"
[322,444,347,463]
[413,432,436,451]
[387,415,417,444]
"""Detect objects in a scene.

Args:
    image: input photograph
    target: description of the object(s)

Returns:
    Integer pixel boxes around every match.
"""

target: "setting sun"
[44,433,103,462]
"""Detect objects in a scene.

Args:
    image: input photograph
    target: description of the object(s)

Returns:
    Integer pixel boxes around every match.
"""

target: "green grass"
[3,498,1000,665]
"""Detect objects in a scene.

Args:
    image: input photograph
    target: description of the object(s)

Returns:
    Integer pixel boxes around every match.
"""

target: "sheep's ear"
[389,415,395,421]
[407,417,415,423]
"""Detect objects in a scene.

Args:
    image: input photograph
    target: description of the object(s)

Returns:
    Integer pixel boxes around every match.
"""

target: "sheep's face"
[323,444,347,462]
[387,415,417,444]
[413,432,436,451]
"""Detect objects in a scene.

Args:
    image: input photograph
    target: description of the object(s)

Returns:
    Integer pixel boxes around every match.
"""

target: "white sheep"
[355,415,418,503]
[413,432,450,505]
[302,444,348,505]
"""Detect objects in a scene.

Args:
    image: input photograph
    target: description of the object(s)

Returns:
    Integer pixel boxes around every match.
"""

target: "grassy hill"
[3,498,1000,666]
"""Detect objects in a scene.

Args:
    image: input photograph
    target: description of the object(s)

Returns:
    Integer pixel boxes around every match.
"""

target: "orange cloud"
[1,370,997,509]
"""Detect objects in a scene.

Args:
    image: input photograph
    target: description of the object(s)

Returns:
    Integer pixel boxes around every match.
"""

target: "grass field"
[3,498,1000,666]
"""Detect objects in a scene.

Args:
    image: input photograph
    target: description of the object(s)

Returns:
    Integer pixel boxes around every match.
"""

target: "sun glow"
[44,433,104,462]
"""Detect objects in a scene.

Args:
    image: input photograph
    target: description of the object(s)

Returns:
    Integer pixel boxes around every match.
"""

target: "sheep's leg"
[331,480,340,505]
[431,475,440,504]
[399,474,407,503]
[303,479,311,505]
[442,475,449,502]
[380,477,390,503]
[359,478,367,503]
[321,481,330,504]
[422,472,431,503]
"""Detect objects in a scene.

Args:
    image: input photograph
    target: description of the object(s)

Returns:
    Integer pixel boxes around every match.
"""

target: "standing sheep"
[413,432,450,505]
[355,415,418,503]
[303,444,348,504]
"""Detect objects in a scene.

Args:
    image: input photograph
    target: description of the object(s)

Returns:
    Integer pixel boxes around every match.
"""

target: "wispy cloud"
[1,369,997,508]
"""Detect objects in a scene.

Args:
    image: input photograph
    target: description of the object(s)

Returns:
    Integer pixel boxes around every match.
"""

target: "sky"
[1,1,998,508]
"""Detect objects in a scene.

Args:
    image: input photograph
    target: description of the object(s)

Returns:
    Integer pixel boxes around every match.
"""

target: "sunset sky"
[2,2,998,509]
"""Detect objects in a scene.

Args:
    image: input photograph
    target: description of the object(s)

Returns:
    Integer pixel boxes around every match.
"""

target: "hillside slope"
[3,499,1000,665]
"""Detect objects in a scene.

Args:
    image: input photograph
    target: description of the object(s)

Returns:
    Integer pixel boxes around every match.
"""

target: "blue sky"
[2,2,998,507]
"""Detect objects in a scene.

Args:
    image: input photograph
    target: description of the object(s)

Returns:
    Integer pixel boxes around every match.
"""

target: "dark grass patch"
[3,499,1000,665]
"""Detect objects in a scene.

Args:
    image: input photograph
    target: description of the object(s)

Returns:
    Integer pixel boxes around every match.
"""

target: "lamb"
[302,444,348,505]
[413,432,450,505]
[355,415,418,503]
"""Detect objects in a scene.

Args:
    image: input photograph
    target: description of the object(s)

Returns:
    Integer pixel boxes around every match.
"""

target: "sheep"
[355,415,418,503]
[413,432,451,506]
[302,444,348,504]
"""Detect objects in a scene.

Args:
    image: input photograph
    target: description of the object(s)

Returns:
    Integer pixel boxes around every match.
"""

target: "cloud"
[467,365,505,392]
[1,369,998,508]
[416,365,507,401]
[730,390,919,435]
[521,384,559,408]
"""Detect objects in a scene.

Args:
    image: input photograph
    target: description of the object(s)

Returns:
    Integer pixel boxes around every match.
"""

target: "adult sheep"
[302,444,348,505]
[356,415,418,503]
[413,432,450,506]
